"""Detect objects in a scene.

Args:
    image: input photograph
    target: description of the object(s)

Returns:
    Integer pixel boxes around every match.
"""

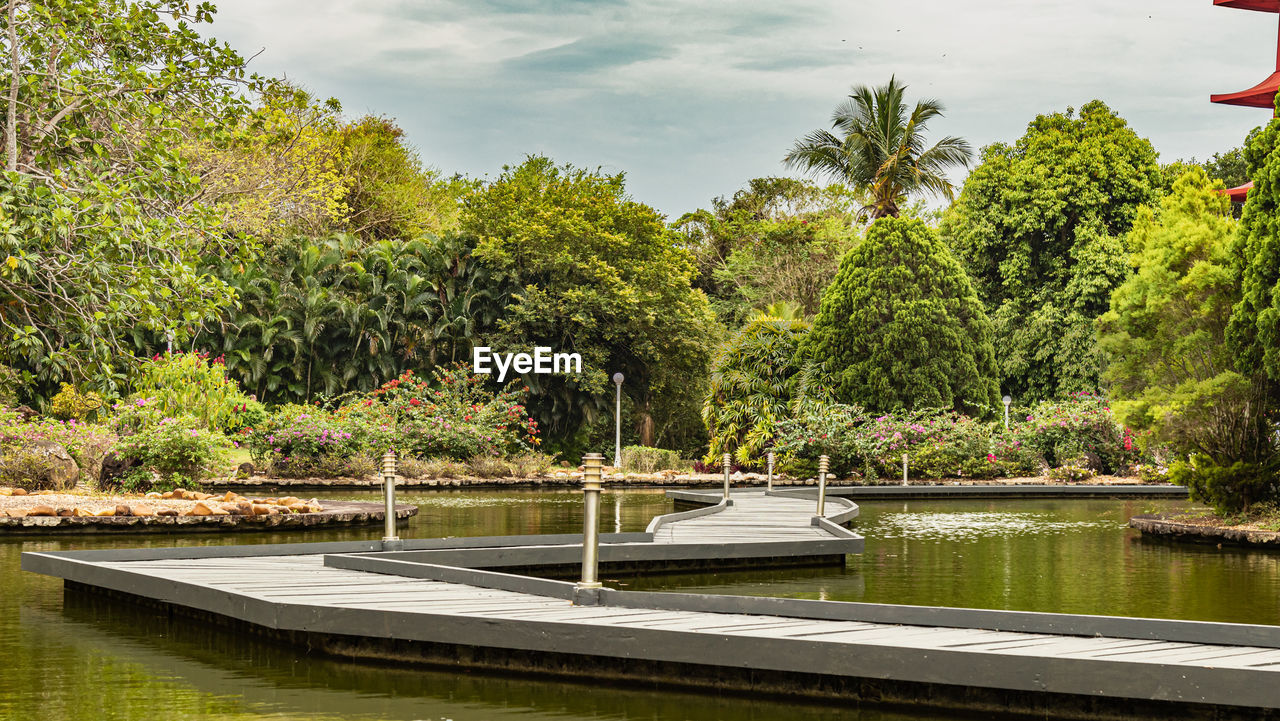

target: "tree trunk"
[5,0,19,172]
[637,401,654,448]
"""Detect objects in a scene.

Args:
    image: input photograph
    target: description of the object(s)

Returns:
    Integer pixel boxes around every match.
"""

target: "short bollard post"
[575,453,604,603]
[722,453,732,500]
[381,449,402,550]
[766,451,775,492]
[902,453,909,486]
[816,455,829,517]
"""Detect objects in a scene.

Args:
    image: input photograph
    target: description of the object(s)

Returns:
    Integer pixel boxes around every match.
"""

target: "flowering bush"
[1017,393,1137,473]
[131,351,258,434]
[0,408,116,488]
[49,383,104,421]
[110,398,231,484]
[244,404,382,478]
[775,395,1148,480]
[343,366,540,460]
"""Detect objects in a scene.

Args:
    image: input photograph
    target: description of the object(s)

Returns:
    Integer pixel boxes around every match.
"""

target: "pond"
[2,490,1276,721]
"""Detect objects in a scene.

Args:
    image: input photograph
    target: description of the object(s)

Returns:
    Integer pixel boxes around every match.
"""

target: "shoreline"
[1129,513,1280,548]
[206,472,1174,492]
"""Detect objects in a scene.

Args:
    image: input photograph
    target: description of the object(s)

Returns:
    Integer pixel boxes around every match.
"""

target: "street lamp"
[612,372,624,469]
[1002,395,1012,430]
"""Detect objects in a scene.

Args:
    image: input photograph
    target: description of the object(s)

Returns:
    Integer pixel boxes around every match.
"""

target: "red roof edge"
[1211,70,1280,108]
[1214,0,1280,12]
[1218,181,1254,202]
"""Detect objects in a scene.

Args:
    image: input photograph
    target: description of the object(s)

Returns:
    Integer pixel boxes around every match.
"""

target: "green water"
[2,490,1277,721]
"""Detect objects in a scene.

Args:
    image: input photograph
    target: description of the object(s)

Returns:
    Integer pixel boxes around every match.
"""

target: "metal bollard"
[902,452,909,486]
[722,453,732,500]
[381,449,401,548]
[817,455,829,517]
[577,453,604,591]
[766,451,775,492]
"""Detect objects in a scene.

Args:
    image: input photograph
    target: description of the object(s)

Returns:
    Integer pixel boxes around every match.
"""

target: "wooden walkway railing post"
[575,453,604,603]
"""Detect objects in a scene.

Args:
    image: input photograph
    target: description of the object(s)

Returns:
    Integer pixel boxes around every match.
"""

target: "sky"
[207,0,1276,219]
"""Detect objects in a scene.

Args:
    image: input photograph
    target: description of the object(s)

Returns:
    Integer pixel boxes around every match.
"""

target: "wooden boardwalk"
[22,490,1280,717]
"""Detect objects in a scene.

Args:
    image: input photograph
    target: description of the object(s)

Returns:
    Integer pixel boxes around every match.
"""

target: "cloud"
[208,0,1276,218]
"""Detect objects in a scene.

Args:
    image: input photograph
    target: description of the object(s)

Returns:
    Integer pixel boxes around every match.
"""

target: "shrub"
[245,405,382,479]
[1017,393,1136,473]
[1173,456,1280,514]
[131,352,257,433]
[49,383,104,421]
[702,317,809,466]
[112,412,231,483]
[0,409,115,487]
[400,457,468,479]
[344,366,540,460]
[798,217,1000,416]
[621,446,684,473]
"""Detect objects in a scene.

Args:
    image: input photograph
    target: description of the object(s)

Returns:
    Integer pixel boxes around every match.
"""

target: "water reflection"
[2,491,1278,721]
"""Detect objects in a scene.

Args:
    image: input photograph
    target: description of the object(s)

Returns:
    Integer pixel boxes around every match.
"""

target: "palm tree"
[783,76,972,220]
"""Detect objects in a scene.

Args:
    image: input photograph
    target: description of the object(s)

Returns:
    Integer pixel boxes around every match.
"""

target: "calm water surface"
[2,489,1277,721]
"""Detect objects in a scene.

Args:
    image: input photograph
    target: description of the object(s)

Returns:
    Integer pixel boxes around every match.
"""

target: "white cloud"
[207,0,1277,216]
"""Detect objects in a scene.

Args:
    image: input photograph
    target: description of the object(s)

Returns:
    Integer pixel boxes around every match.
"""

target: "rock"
[221,491,238,502]
[6,509,27,518]
[145,492,162,499]
[221,502,251,516]
[114,504,132,517]
[55,507,74,517]
[130,504,156,517]
[285,502,307,513]
[13,405,37,421]
[193,492,213,501]
[250,504,272,516]
[187,501,216,516]
[10,488,25,496]
[27,440,80,491]
[730,471,745,481]
[157,508,178,517]
[98,451,140,489]
[93,508,114,517]
[277,496,301,507]
[27,505,55,517]
[235,462,254,479]
[73,507,94,517]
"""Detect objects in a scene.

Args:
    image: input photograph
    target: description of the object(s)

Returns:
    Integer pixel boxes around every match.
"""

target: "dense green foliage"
[675,178,861,326]
[464,156,715,454]
[775,394,1142,480]
[0,1,253,398]
[944,101,1162,401]
[800,217,1000,415]
[199,234,500,403]
[1100,169,1273,464]
[784,77,972,219]
[702,315,809,465]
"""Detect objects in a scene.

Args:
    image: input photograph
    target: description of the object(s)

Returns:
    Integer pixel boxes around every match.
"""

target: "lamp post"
[722,453,732,500]
[816,455,829,517]
[612,372,624,470]
[577,453,604,594]
[381,449,401,550]
[1002,395,1012,430]
[766,451,775,492]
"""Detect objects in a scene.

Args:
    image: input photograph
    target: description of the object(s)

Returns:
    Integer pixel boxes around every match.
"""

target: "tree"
[703,316,809,465]
[464,156,716,453]
[783,77,972,219]
[336,116,468,241]
[1100,168,1271,464]
[184,82,352,242]
[798,217,1000,415]
[943,100,1162,401]
[0,0,254,399]
[1229,113,1280,385]
[674,177,861,326]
